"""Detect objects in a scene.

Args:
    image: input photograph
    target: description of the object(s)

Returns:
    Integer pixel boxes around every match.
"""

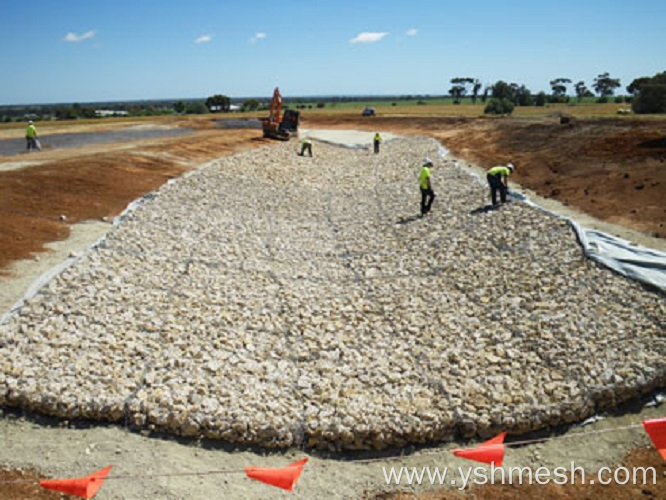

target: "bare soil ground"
[0,121,266,271]
[379,448,666,499]
[0,113,664,498]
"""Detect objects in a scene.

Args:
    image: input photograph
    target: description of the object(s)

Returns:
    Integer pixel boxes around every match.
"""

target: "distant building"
[210,105,241,112]
[95,109,129,117]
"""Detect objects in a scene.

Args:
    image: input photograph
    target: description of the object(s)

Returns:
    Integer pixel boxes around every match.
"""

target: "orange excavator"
[261,87,300,140]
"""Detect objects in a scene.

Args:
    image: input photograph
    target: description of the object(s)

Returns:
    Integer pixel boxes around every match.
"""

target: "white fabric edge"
[438,145,666,293]
[0,168,204,325]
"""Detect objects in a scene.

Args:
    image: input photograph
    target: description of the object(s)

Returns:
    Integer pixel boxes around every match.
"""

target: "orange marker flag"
[453,432,507,467]
[245,458,308,491]
[39,465,112,499]
[643,417,666,461]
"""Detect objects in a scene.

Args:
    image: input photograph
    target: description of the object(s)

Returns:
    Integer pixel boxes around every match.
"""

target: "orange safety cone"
[643,417,666,462]
[39,465,112,499]
[245,458,308,491]
[453,432,506,466]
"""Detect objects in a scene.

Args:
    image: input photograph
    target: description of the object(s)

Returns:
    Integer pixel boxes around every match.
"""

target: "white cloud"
[350,32,389,44]
[250,32,266,43]
[406,28,418,37]
[195,34,213,44]
[63,30,96,43]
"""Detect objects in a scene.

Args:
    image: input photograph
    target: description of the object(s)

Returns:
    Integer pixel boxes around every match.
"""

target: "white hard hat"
[506,163,515,172]
[28,120,33,124]
[424,157,433,165]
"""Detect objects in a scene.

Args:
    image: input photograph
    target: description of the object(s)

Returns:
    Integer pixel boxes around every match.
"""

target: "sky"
[1,0,665,105]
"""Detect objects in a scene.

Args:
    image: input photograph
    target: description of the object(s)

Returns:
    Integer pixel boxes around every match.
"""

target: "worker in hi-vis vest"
[299,139,313,157]
[373,132,381,154]
[25,120,39,151]
[419,157,436,217]
[486,163,515,205]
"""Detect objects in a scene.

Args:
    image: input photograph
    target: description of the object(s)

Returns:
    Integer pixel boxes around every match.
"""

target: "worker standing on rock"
[486,163,514,205]
[373,132,382,154]
[25,120,39,152]
[299,139,313,157]
[419,158,436,217]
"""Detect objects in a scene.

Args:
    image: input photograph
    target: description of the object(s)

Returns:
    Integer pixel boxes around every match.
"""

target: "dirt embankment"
[0,126,265,271]
[304,115,666,238]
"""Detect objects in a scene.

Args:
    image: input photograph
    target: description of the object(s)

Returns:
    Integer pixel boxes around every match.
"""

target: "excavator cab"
[261,87,299,140]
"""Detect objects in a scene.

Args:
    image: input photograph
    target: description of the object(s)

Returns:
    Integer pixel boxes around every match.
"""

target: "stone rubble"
[0,137,664,450]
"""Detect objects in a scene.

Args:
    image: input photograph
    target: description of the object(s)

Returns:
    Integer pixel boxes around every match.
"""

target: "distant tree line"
[1,100,184,122]
[447,71,631,115]
[3,71,665,122]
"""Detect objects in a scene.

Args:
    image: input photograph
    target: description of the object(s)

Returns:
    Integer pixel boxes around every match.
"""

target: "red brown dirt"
[0,127,265,271]
[304,115,666,238]
[0,467,72,500]
[376,448,666,499]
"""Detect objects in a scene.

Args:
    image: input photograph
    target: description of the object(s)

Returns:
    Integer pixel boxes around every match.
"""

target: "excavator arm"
[262,87,299,140]
[269,87,282,124]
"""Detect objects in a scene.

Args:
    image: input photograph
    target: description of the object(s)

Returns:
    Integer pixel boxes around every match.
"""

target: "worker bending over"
[419,158,436,217]
[299,139,313,157]
[486,163,514,205]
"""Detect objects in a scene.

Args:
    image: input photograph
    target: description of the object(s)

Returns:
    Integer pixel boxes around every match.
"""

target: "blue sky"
[1,0,664,105]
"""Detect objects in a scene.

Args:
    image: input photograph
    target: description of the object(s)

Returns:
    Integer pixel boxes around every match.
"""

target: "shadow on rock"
[470,204,500,215]
[396,215,421,225]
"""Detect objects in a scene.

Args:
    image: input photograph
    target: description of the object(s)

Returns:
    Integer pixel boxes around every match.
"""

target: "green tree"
[632,85,666,114]
[535,92,547,107]
[80,106,97,119]
[574,81,591,101]
[55,106,77,120]
[549,78,571,102]
[490,81,532,106]
[593,72,621,97]
[185,102,209,114]
[173,101,185,113]
[449,77,474,104]
[471,80,482,103]
[513,85,533,106]
[241,99,260,111]
[627,73,666,95]
[205,94,231,112]
[491,80,513,100]
[550,78,571,98]
[631,71,666,114]
[484,98,514,115]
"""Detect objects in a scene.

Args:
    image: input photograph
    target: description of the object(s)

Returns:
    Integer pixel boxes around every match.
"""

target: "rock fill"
[0,138,663,451]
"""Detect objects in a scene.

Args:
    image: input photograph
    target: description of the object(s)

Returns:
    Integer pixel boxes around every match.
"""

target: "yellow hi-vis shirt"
[301,139,311,147]
[26,124,37,138]
[487,166,511,177]
[374,134,381,142]
[419,165,431,189]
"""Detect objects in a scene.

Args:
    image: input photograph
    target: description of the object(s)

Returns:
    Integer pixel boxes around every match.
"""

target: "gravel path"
[0,137,663,451]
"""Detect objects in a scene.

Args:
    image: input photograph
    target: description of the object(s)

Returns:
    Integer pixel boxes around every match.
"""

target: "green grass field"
[289,101,635,118]
[279,95,639,118]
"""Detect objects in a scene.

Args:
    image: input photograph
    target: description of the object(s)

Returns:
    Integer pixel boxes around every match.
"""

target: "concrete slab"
[299,129,399,149]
